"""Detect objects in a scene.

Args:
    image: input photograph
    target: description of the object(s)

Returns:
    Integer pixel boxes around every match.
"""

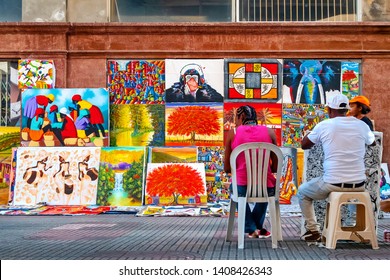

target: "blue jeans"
[235,185,275,234]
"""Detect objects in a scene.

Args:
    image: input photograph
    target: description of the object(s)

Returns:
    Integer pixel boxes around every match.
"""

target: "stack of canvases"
[3,58,363,214]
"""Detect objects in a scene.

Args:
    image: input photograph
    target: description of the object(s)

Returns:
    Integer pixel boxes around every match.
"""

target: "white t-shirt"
[308,116,375,183]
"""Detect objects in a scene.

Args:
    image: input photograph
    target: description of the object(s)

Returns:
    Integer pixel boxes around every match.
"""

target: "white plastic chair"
[225,142,283,249]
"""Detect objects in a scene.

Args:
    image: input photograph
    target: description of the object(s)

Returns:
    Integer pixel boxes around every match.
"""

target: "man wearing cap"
[349,95,374,131]
[297,93,375,243]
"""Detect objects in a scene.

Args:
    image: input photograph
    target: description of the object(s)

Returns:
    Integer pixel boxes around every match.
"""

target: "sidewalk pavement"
[0,214,389,260]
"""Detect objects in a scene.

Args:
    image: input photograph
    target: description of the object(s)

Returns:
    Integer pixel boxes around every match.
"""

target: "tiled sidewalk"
[0,214,389,260]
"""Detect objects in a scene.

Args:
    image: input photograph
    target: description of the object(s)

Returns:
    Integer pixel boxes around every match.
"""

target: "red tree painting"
[167,106,220,145]
[146,164,205,205]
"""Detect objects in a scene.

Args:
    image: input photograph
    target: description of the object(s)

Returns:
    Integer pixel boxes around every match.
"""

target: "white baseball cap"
[326,94,351,109]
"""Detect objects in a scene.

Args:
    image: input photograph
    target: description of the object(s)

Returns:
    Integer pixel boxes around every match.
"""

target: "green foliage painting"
[97,147,146,206]
[110,104,165,147]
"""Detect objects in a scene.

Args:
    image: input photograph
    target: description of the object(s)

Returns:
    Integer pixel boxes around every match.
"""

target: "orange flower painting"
[145,163,207,206]
[165,103,223,147]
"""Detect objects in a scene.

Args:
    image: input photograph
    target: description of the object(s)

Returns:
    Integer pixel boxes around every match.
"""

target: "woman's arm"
[224,129,235,174]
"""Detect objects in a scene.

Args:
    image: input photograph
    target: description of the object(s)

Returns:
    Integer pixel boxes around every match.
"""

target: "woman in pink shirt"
[224,105,278,239]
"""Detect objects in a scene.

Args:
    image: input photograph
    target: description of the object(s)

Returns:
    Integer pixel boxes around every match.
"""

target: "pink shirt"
[231,125,276,187]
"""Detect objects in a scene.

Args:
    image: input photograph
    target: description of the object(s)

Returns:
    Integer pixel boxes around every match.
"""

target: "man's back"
[308,116,375,183]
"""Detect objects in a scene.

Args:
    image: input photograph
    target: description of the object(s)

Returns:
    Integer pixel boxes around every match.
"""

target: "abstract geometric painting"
[110,104,165,146]
[97,147,146,206]
[225,59,281,101]
[107,60,165,104]
[13,147,101,206]
[165,103,224,147]
[145,163,207,206]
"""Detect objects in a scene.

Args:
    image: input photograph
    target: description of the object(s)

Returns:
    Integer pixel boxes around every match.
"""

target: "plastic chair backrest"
[230,142,283,202]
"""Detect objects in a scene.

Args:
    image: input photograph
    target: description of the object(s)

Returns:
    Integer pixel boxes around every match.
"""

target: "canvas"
[165,103,224,147]
[341,61,361,99]
[97,147,146,206]
[282,103,328,148]
[225,58,281,102]
[165,59,224,103]
[197,146,229,203]
[21,88,109,147]
[279,147,298,204]
[18,59,55,89]
[283,59,341,104]
[145,162,207,206]
[13,147,101,206]
[149,146,198,163]
[110,104,164,146]
[107,60,165,104]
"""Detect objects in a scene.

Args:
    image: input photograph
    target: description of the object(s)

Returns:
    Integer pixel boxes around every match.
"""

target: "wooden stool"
[322,191,379,249]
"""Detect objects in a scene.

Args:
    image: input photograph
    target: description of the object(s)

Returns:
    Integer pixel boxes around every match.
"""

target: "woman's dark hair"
[359,103,371,114]
[237,105,258,125]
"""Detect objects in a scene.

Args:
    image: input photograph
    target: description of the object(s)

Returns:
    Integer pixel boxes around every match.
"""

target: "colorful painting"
[18,59,55,89]
[341,61,360,99]
[197,146,230,202]
[225,59,281,101]
[7,148,17,205]
[97,147,146,206]
[0,126,20,204]
[21,88,109,147]
[0,126,20,162]
[13,147,101,206]
[110,104,164,146]
[223,102,282,146]
[282,103,328,148]
[279,147,298,204]
[165,103,224,147]
[145,163,207,206]
[107,60,165,104]
[165,59,224,103]
[149,146,198,163]
[283,60,341,104]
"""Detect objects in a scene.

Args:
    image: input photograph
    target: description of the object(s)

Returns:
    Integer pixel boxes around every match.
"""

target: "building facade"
[0,0,389,162]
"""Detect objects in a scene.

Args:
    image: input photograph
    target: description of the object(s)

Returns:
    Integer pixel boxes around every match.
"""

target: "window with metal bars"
[237,0,358,22]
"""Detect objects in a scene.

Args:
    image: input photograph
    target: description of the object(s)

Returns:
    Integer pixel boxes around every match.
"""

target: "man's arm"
[301,132,315,150]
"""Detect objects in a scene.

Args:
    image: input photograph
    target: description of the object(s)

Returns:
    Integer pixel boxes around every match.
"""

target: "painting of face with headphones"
[165,61,224,103]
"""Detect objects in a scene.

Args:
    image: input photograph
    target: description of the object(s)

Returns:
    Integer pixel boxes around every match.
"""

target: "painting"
[149,146,198,163]
[13,147,101,206]
[97,147,146,206]
[279,147,298,204]
[282,103,328,148]
[225,58,281,101]
[107,60,165,105]
[18,59,55,89]
[165,59,224,103]
[165,103,224,147]
[197,146,230,203]
[223,102,282,146]
[21,88,109,147]
[145,163,207,206]
[283,60,341,104]
[110,104,164,147]
[341,61,360,99]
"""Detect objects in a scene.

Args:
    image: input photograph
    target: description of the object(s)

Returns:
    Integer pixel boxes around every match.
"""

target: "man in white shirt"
[298,93,375,243]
